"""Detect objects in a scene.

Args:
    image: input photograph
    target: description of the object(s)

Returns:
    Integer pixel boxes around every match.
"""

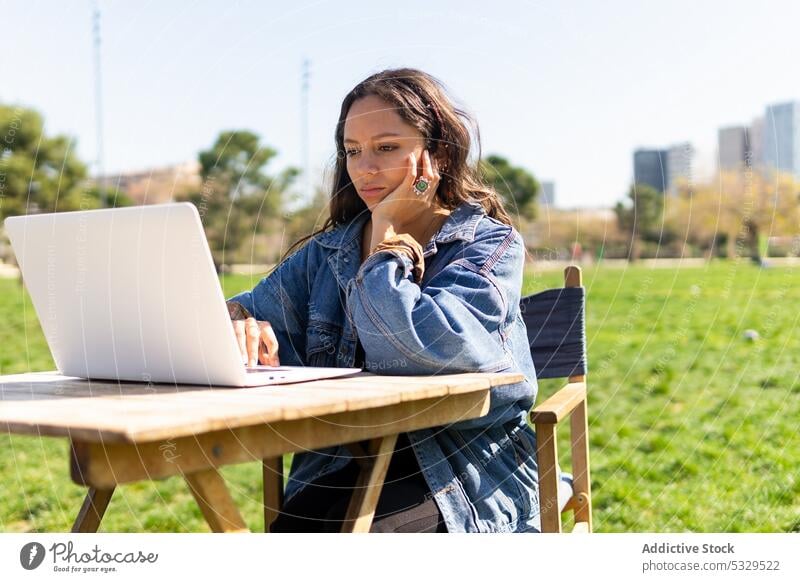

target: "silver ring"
[413,177,430,195]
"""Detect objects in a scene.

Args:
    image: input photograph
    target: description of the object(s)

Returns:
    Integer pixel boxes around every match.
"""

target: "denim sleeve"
[347,227,523,375]
[226,242,314,366]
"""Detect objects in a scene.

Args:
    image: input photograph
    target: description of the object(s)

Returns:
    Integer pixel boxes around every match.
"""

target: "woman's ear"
[435,149,448,173]
[423,138,447,173]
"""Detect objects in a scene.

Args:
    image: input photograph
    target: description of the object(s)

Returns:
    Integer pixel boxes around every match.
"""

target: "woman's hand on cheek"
[371,149,440,232]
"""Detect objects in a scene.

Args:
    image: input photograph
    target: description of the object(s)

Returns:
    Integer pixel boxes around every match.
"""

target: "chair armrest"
[529,381,587,425]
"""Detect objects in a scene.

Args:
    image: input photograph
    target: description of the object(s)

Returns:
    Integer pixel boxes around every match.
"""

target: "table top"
[0,370,523,444]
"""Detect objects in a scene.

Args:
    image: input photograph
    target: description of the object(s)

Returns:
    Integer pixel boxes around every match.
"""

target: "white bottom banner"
[0,533,797,581]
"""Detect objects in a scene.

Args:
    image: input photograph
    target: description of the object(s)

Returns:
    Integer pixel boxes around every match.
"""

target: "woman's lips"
[361,187,385,197]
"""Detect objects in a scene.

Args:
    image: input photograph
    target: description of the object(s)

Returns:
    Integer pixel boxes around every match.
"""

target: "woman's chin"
[361,194,388,211]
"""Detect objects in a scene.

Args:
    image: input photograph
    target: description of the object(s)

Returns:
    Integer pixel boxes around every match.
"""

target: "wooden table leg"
[184,468,249,533]
[341,433,398,533]
[72,487,115,533]
[262,456,284,533]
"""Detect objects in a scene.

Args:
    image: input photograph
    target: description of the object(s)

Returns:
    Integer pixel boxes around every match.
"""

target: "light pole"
[92,0,106,207]
[301,58,311,206]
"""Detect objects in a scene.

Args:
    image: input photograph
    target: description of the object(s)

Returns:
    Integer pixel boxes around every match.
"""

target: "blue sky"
[2,0,798,208]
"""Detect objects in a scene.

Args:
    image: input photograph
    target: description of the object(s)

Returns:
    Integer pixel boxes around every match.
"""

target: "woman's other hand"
[227,302,280,367]
[232,317,281,367]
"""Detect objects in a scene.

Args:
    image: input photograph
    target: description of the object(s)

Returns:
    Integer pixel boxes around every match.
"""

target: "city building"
[762,101,800,177]
[539,181,555,206]
[718,126,749,171]
[633,144,694,196]
[749,116,764,169]
[633,148,668,193]
[666,142,694,195]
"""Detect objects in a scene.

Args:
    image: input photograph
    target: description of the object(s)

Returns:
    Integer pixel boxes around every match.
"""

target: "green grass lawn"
[1,262,799,532]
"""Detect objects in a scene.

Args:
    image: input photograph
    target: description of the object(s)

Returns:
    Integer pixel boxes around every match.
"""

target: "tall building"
[633,144,694,195]
[749,116,764,169]
[633,149,668,193]
[718,126,749,171]
[763,101,800,177]
[539,181,555,206]
[666,142,694,195]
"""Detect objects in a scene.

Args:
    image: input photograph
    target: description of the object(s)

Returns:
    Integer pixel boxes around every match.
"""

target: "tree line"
[5,102,796,268]
[0,103,540,271]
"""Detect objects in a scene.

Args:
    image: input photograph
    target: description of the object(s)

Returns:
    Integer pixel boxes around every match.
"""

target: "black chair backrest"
[519,285,587,380]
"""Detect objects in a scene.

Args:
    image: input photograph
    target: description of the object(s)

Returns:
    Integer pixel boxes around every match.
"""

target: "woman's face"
[343,95,426,211]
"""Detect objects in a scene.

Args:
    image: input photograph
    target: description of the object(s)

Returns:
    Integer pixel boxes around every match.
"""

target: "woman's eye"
[344,145,394,157]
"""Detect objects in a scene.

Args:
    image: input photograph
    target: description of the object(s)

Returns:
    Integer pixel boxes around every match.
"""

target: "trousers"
[269,432,447,533]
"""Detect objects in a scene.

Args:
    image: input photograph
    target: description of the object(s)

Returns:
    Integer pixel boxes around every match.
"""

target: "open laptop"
[4,202,363,387]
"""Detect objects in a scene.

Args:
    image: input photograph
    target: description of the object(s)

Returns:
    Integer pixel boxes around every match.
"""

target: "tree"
[178,130,299,271]
[480,154,540,219]
[281,185,330,255]
[665,171,800,260]
[0,104,96,221]
[614,183,666,260]
[529,207,628,261]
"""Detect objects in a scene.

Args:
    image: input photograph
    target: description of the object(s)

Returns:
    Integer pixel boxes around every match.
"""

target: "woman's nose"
[355,151,380,176]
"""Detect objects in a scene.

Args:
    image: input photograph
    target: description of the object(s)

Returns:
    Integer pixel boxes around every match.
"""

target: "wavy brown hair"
[280,67,512,261]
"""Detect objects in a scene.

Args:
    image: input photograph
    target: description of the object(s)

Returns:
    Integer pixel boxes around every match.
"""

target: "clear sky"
[2,0,798,208]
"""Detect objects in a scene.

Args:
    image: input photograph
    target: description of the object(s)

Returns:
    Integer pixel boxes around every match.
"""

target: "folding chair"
[521,266,592,533]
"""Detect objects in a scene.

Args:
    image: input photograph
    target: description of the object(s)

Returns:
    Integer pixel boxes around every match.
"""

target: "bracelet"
[370,233,425,284]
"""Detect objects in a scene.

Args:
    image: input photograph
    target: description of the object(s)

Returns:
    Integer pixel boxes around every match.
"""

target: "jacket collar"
[315,200,486,293]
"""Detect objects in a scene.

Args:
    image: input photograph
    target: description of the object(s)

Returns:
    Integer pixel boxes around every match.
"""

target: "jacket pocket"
[305,321,341,367]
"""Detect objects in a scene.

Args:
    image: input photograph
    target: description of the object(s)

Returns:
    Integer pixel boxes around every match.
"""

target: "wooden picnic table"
[0,370,523,533]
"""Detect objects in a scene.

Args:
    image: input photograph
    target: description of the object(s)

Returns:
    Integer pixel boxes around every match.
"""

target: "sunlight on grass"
[1,262,798,532]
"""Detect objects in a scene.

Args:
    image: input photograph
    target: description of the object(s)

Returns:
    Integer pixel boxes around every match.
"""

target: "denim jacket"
[228,200,544,533]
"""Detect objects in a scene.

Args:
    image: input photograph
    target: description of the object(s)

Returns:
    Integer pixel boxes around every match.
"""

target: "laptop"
[4,202,363,387]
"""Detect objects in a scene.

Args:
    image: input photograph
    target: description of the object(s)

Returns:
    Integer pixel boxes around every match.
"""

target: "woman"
[226,68,542,533]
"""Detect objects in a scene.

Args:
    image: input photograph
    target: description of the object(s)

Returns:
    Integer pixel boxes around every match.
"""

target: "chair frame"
[529,266,593,533]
